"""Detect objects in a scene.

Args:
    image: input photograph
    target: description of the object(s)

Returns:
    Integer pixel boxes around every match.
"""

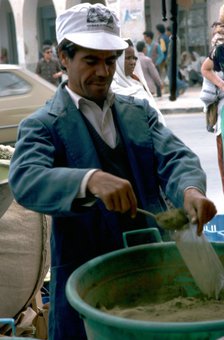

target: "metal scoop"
[137,207,189,230]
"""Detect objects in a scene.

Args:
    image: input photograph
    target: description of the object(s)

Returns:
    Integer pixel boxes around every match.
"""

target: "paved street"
[164,112,224,214]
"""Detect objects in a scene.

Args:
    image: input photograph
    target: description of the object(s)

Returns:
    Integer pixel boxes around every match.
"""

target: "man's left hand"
[184,188,217,236]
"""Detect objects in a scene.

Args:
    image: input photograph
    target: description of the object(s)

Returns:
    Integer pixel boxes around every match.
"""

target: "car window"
[0,71,32,97]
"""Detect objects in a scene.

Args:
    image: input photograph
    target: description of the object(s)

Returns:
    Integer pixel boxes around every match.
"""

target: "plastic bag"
[172,223,224,299]
[199,77,219,105]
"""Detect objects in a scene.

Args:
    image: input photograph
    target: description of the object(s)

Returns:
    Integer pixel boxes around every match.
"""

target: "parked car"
[0,64,56,144]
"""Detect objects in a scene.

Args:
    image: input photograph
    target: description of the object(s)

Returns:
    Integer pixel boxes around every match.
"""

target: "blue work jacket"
[9,83,206,339]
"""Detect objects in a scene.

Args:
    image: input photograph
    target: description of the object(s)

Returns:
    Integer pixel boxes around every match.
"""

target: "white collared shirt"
[65,85,116,199]
[65,85,116,148]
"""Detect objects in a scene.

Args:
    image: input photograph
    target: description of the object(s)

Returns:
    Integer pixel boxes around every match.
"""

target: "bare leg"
[216,134,224,192]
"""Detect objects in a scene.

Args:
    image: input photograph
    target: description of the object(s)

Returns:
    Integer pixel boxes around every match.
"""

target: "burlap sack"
[33,305,49,339]
[0,200,50,319]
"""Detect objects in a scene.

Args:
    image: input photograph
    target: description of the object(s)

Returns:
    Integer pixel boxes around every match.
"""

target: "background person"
[111,38,165,125]
[39,39,55,59]
[201,6,224,193]
[136,40,163,98]
[180,48,204,86]
[0,47,8,64]
[143,30,164,97]
[36,45,63,86]
[156,23,170,78]
[9,3,217,340]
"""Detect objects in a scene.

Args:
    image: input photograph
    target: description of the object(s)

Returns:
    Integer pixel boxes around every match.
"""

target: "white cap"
[56,3,128,51]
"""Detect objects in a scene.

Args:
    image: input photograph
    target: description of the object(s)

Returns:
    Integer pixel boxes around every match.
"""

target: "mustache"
[91,76,110,81]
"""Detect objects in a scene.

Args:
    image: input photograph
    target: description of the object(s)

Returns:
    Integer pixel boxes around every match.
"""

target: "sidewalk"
[154,85,204,114]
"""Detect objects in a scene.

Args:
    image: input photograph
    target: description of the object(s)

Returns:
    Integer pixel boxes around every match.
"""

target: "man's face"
[62,46,118,106]
[43,48,53,61]
[144,35,151,45]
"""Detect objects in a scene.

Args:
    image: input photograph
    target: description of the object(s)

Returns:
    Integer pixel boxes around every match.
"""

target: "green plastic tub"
[66,241,224,340]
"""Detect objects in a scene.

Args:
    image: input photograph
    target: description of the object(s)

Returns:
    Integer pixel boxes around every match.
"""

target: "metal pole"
[169,0,178,101]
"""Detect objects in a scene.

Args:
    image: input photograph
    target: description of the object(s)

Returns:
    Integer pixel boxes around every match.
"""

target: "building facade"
[0,0,223,71]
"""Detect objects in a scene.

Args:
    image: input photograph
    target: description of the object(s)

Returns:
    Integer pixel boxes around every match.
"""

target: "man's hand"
[184,188,217,235]
[53,71,63,79]
[87,170,137,218]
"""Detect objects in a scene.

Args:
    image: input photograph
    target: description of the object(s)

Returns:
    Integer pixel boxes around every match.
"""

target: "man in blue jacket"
[9,3,216,340]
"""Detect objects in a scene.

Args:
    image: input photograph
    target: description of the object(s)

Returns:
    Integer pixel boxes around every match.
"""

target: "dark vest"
[81,112,161,242]
[83,114,132,180]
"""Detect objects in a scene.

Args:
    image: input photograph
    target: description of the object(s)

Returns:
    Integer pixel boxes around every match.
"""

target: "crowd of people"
[8,3,218,340]
[35,20,203,97]
[140,23,203,99]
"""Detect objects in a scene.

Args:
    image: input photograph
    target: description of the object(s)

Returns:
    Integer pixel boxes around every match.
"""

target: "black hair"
[56,40,79,70]
[166,26,172,33]
[156,24,166,34]
[124,38,134,47]
[143,31,154,39]
[42,45,52,53]
[212,21,224,28]
[136,40,146,52]
[57,39,79,59]
[57,39,123,70]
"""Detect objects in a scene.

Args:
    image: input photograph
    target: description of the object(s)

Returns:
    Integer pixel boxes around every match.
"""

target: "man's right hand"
[87,170,137,218]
